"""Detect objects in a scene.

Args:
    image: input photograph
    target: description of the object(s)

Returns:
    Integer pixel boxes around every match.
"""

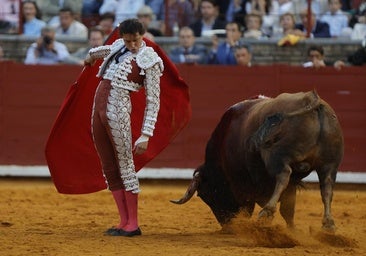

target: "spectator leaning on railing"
[234,44,253,67]
[303,44,345,70]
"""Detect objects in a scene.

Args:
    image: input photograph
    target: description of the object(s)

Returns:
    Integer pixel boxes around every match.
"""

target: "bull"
[171,91,343,231]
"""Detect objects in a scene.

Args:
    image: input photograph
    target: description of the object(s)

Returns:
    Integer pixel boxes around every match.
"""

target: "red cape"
[45,29,191,194]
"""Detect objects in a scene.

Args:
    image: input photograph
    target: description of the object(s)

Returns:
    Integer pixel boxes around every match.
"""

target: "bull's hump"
[254,91,320,117]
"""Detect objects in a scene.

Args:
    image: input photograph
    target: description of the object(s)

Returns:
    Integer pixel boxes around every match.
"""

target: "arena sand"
[1,178,365,256]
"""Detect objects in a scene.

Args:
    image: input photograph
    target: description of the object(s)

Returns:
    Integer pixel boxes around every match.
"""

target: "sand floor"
[1,178,365,256]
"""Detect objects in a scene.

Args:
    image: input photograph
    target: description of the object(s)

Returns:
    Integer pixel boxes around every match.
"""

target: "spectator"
[169,26,208,64]
[35,0,82,24]
[189,0,227,37]
[320,0,351,38]
[81,0,103,27]
[22,0,46,36]
[349,0,366,39]
[0,45,4,60]
[272,0,294,15]
[272,12,305,38]
[24,26,70,64]
[0,0,20,34]
[234,44,253,67]
[99,0,144,27]
[98,12,115,36]
[295,9,331,38]
[347,39,366,65]
[303,44,345,70]
[137,5,163,41]
[160,0,195,36]
[349,0,366,28]
[208,21,243,65]
[53,7,88,38]
[62,26,104,65]
[243,0,275,36]
[351,19,366,40]
[293,0,328,18]
[268,0,295,35]
[243,12,269,39]
[216,0,246,26]
[145,0,164,20]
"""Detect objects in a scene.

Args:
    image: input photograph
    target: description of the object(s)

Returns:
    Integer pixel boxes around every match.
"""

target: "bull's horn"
[170,170,201,204]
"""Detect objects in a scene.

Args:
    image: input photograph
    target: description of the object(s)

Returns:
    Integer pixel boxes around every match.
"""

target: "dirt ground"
[1,178,365,256]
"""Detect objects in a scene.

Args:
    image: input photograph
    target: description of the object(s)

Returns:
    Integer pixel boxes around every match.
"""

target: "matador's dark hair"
[118,18,146,36]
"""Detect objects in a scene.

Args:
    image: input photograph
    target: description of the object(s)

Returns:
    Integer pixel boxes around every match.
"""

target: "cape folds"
[45,28,191,194]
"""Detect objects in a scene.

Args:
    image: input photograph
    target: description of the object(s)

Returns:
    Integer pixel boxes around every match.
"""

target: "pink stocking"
[111,189,128,229]
[124,191,139,231]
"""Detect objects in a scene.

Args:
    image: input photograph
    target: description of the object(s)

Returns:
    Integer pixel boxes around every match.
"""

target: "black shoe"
[108,227,142,237]
[104,227,119,235]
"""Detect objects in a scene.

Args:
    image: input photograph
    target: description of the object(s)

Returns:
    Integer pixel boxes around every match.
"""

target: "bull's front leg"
[317,166,337,232]
[258,164,292,223]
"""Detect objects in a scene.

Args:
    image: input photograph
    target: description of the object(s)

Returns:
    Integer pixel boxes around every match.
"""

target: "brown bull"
[171,91,343,231]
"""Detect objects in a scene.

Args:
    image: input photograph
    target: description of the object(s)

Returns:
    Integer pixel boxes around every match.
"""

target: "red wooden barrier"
[0,62,365,172]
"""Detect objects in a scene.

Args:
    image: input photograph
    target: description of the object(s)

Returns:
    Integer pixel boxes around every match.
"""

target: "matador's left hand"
[133,134,150,155]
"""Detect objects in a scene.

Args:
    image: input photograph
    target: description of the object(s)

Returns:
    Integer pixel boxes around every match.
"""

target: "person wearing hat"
[137,5,163,41]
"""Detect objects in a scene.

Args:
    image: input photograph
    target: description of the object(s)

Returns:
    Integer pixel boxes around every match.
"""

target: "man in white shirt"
[320,0,350,37]
[53,7,88,38]
[99,0,145,26]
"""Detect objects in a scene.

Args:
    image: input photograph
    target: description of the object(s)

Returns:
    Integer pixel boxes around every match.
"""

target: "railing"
[0,34,363,64]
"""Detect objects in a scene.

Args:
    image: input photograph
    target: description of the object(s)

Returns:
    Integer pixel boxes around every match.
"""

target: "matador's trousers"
[91,79,140,193]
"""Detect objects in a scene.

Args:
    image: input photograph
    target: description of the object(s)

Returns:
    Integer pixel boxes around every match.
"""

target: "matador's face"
[122,33,144,54]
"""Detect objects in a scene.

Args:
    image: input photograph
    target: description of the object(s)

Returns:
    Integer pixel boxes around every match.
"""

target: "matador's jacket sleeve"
[88,44,111,59]
[136,46,164,137]
[88,39,126,78]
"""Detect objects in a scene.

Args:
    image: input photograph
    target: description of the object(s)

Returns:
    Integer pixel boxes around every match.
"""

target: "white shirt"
[99,0,145,26]
[320,10,349,37]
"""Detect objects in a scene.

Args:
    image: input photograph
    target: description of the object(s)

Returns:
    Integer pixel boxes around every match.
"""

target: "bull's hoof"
[322,218,337,233]
[257,208,275,226]
[322,223,337,234]
[322,218,336,233]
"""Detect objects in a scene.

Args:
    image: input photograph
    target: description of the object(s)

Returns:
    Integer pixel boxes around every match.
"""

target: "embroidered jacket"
[89,39,164,137]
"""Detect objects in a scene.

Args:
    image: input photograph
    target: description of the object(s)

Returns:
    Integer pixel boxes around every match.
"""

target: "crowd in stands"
[0,0,365,66]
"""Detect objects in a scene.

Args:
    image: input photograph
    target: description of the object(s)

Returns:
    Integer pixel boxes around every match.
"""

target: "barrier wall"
[0,62,365,172]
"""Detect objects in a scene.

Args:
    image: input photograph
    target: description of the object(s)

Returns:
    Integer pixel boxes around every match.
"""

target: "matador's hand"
[133,134,150,155]
[84,53,96,66]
